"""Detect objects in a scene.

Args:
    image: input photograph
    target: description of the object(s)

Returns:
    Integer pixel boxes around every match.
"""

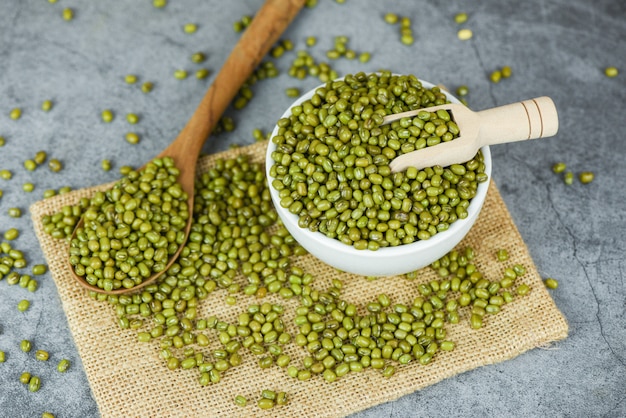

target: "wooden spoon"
[385,96,559,173]
[71,0,306,295]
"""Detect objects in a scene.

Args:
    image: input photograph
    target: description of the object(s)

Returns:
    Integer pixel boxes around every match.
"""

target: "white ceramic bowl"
[266,78,491,277]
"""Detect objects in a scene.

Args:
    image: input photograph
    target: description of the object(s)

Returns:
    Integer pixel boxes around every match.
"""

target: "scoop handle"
[476,96,559,146]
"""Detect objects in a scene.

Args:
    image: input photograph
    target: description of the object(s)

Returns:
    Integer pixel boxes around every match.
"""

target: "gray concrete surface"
[1,1,625,417]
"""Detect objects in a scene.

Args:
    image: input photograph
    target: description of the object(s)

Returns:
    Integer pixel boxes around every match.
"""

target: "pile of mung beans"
[57,156,190,292]
[269,71,488,250]
[40,153,530,400]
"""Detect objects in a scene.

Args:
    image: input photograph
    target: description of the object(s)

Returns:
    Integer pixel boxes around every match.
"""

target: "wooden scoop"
[385,97,559,173]
[71,0,306,295]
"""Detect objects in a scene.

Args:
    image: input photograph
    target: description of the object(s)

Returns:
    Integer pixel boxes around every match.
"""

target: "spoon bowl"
[70,0,306,294]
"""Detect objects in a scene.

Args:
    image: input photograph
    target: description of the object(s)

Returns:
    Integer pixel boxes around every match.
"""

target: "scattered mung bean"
[544,278,559,289]
[457,28,473,40]
[18,300,30,312]
[10,108,22,120]
[578,172,594,184]
[57,359,71,373]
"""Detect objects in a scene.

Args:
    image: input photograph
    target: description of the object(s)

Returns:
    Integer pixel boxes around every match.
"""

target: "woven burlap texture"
[31,141,568,418]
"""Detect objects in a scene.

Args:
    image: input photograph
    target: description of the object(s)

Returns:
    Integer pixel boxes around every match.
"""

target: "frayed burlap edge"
[30,141,568,418]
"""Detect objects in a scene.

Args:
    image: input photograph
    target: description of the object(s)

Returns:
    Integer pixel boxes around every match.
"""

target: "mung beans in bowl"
[266,71,491,276]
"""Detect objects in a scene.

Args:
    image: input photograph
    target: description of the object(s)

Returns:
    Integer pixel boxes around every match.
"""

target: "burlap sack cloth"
[31,141,568,418]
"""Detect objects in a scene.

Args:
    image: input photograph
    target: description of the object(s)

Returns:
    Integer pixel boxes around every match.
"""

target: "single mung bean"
[101,109,114,122]
[0,351,5,362]
[125,74,138,84]
[18,300,30,312]
[501,66,512,78]
[57,359,71,372]
[10,108,22,120]
[0,169,12,180]
[579,172,594,184]
[544,278,559,289]
[101,159,112,171]
[564,171,574,185]
[458,28,473,40]
[21,340,32,352]
[141,81,154,93]
[23,182,35,192]
[42,413,55,418]
[516,283,531,296]
[20,372,31,384]
[456,85,469,97]
[196,69,210,79]
[126,113,139,124]
[24,159,37,171]
[454,12,468,24]
[48,158,63,172]
[4,228,19,241]
[489,70,502,83]
[257,398,275,410]
[125,132,140,144]
[174,69,188,79]
[62,8,74,20]
[36,350,49,361]
[552,162,566,173]
[234,395,247,407]
[29,376,41,392]
[604,66,618,77]
[183,23,197,33]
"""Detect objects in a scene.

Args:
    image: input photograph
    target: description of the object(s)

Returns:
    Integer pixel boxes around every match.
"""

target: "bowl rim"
[265,75,491,264]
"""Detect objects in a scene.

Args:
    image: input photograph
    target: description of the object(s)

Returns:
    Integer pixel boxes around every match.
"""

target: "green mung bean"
[35,350,49,361]
[18,300,30,312]
[454,13,468,24]
[183,23,197,33]
[125,132,140,144]
[564,171,574,185]
[62,8,73,21]
[458,28,473,41]
[544,278,559,289]
[48,158,63,172]
[196,69,210,79]
[24,159,37,171]
[57,359,71,372]
[0,351,5,362]
[29,376,41,392]
[21,340,32,352]
[7,208,22,218]
[20,372,31,384]
[552,162,566,173]
[604,66,618,77]
[126,113,139,124]
[10,108,22,120]
[141,81,154,93]
[579,172,594,184]
[174,69,188,79]
[4,228,19,241]
[101,109,114,122]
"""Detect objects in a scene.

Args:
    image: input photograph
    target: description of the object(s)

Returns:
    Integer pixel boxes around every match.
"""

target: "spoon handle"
[476,96,559,146]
